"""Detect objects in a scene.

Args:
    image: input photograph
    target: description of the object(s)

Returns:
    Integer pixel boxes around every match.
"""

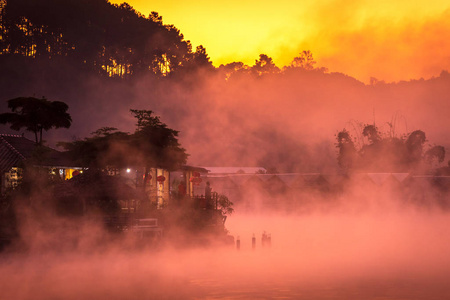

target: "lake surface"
[1,211,450,299]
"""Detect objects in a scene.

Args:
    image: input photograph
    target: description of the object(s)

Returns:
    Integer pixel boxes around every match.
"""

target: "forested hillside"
[0,0,213,78]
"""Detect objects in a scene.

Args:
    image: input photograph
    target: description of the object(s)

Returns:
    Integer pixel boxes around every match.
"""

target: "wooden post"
[252,234,256,250]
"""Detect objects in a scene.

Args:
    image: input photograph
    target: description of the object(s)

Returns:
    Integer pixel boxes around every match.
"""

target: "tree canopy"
[0,0,214,78]
[336,123,446,172]
[60,109,188,171]
[0,0,321,81]
[0,96,72,144]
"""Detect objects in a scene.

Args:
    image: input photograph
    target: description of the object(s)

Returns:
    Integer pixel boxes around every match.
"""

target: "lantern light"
[157,175,166,186]
[190,177,202,185]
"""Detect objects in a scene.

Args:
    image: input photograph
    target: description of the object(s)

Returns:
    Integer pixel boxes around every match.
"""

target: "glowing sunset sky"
[112,1,450,83]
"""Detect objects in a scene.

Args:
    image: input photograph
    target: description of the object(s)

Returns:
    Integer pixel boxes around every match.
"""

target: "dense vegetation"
[59,109,188,171]
[0,0,320,80]
[336,124,446,172]
[0,0,213,77]
[0,96,72,144]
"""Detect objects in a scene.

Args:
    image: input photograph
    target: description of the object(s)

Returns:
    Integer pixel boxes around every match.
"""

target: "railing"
[189,192,219,210]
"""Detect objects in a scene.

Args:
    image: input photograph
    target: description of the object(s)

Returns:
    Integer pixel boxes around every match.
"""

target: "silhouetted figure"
[178,181,186,197]
[262,231,268,247]
[205,181,212,209]
[177,181,186,205]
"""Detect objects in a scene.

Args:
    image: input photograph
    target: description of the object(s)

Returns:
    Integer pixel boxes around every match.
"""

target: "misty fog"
[1,190,450,300]
[2,2,450,299]
[2,66,450,172]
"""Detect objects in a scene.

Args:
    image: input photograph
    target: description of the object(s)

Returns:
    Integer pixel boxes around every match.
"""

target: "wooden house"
[0,134,81,195]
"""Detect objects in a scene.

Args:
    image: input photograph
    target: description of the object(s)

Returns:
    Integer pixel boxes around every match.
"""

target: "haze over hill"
[1,0,449,172]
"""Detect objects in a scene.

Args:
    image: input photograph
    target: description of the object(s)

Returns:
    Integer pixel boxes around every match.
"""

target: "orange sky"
[110,0,450,83]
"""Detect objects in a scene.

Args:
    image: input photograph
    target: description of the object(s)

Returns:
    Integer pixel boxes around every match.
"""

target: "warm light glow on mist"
[110,0,450,82]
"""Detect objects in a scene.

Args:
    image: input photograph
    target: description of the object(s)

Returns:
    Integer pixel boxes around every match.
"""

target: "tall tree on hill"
[252,54,280,76]
[0,96,72,144]
[0,0,202,77]
[287,50,316,70]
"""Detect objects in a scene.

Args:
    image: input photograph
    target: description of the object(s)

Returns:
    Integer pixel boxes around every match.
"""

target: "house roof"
[228,174,262,186]
[0,134,72,173]
[201,167,266,175]
[364,173,410,185]
[178,165,209,173]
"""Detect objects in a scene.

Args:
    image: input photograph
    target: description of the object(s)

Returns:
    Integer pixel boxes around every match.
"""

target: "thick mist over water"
[2,191,450,300]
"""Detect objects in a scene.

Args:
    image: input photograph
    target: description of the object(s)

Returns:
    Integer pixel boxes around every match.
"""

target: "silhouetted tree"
[336,123,445,172]
[336,129,358,171]
[148,11,162,24]
[362,124,381,144]
[192,45,213,68]
[0,0,198,78]
[252,54,280,76]
[405,130,426,166]
[130,109,188,171]
[287,50,316,70]
[218,61,250,79]
[425,145,446,166]
[0,96,71,144]
[59,127,130,168]
[60,109,188,172]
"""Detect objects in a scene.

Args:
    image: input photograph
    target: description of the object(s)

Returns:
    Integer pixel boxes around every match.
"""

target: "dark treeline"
[0,0,322,80]
[336,125,446,173]
[0,0,214,77]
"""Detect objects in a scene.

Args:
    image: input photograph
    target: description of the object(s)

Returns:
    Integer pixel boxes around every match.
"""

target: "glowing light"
[101,59,132,77]
[152,53,171,76]
[126,168,131,173]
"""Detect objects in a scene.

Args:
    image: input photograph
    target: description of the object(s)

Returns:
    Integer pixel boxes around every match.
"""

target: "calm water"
[1,212,450,299]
